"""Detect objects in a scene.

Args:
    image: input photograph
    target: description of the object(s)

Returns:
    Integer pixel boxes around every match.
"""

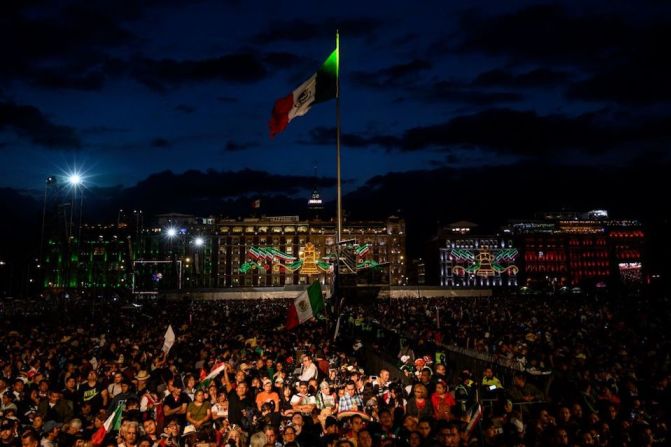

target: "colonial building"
[216,216,406,288]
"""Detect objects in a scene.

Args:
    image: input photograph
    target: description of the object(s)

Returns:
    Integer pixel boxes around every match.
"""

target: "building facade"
[507,210,644,289]
[216,216,406,288]
[438,222,519,288]
[42,213,405,292]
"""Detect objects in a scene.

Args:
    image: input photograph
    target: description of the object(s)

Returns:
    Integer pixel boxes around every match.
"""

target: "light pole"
[40,176,57,262]
[165,227,179,289]
[194,237,205,288]
[67,174,83,289]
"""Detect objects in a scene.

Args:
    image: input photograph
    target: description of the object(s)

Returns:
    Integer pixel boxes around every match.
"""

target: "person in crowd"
[337,382,362,414]
[255,379,279,414]
[162,380,189,430]
[289,382,315,416]
[185,389,211,434]
[406,384,433,420]
[38,389,73,423]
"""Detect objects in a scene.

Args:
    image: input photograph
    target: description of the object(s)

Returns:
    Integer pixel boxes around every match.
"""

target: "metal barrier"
[342,316,553,398]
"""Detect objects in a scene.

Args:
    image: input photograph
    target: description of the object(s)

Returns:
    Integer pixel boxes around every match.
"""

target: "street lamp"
[164,227,180,289]
[68,174,82,186]
[193,237,205,288]
[66,172,84,289]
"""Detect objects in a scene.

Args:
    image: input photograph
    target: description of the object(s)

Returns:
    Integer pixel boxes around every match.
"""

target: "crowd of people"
[0,292,668,447]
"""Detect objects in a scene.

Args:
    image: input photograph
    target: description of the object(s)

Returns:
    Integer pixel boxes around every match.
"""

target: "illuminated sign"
[450,248,519,278]
[618,262,642,283]
[239,243,377,275]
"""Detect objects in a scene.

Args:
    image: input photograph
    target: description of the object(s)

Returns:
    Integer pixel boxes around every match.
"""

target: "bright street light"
[68,174,82,186]
[194,237,204,247]
[166,227,177,238]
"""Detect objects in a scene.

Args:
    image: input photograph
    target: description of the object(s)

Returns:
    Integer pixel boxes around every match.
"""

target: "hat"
[239,363,250,371]
[182,425,197,437]
[336,411,371,421]
[0,422,13,431]
[43,421,62,433]
[134,370,151,381]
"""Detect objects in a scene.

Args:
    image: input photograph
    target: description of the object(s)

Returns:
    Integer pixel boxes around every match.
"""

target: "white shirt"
[298,362,318,381]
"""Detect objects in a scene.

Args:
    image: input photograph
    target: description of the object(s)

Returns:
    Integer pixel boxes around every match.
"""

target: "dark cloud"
[342,161,671,259]
[473,68,571,87]
[175,104,196,114]
[253,18,381,44]
[301,127,398,149]
[457,4,630,65]
[81,126,130,136]
[351,61,523,106]
[397,108,671,156]
[151,137,171,148]
[350,60,432,89]
[415,80,523,105]
[262,51,305,70]
[131,169,335,198]
[457,4,671,105]
[304,109,671,158]
[128,53,267,92]
[30,66,107,91]
[566,23,671,104]
[96,169,337,216]
[0,101,81,149]
[216,96,238,103]
[224,140,257,152]
[0,2,137,86]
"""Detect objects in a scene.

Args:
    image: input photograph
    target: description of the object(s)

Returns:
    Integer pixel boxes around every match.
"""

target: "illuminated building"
[216,216,406,288]
[438,222,519,287]
[507,210,644,288]
[43,223,134,289]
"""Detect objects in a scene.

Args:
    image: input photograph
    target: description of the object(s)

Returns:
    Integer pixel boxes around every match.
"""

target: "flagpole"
[335,30,342,244]
[334,30,342,333]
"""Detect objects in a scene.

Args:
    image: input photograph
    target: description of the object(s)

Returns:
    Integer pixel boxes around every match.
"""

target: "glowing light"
[68,174,82,185]
[166,227,177,238]
[194,237,204,247]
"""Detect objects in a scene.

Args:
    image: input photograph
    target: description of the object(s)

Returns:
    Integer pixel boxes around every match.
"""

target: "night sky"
[2,0,671,261]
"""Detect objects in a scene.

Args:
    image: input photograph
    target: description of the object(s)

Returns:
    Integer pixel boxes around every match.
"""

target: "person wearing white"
[298,355,318,382]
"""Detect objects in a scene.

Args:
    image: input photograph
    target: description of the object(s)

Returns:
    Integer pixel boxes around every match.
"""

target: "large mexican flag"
[269,47,339,137]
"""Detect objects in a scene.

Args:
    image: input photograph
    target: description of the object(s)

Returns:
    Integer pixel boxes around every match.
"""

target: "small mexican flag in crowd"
[286,281,324,329]
[91,402,124,445]
[197,362,227,389]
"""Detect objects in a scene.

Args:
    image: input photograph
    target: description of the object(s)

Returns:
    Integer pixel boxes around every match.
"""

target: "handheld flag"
[286,281,324,329]
[197,362,227,389]
[162,325,175,354]
[91,402,125,445]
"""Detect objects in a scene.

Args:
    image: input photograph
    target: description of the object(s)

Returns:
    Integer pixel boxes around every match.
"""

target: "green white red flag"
[91,402,124,445]
[286,281,324,329]
[269,46,339,137]
[197,362,227,389]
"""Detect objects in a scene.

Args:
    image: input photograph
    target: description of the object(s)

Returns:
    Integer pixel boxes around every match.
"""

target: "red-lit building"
[507,210,644,289]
